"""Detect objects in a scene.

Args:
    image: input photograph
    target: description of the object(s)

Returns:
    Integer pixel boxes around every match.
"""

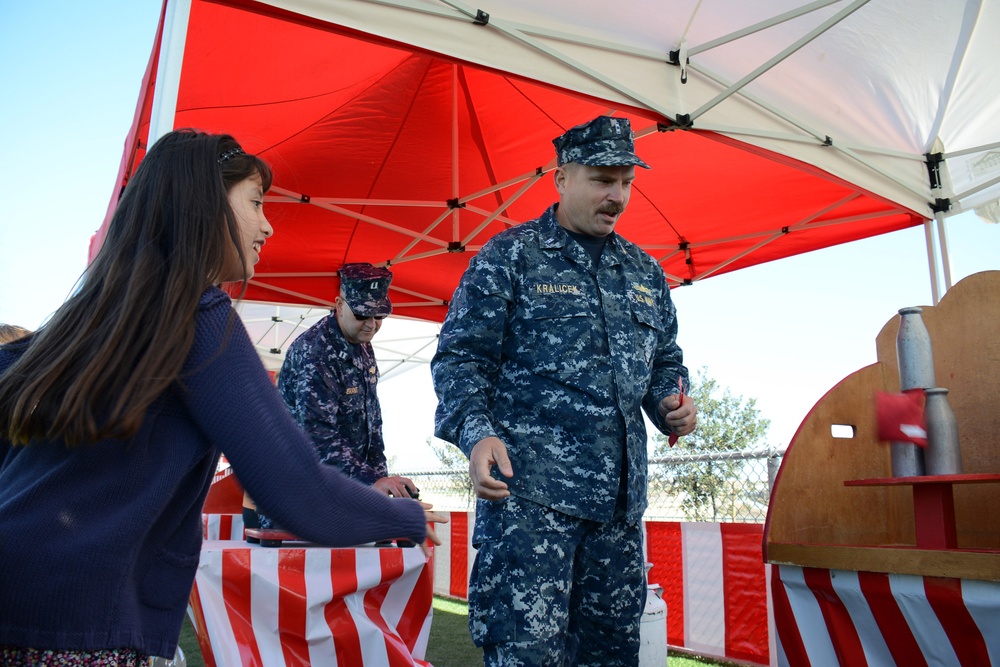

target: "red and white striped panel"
[433,514,772,666]
[202,514,246,541]
[189,541,434,667]
[646,521,770,665]
[432,511,475,600]
[772,564,1000,666]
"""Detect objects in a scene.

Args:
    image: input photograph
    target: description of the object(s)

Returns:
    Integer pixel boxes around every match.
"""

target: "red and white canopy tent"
[94,0,1000,321]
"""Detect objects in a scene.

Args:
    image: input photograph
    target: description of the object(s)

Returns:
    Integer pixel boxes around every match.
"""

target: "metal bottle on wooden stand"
[924,388,963,475]
[893,307,931,477]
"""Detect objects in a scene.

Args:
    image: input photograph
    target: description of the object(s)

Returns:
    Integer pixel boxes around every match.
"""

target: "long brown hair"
[0,129,272,446]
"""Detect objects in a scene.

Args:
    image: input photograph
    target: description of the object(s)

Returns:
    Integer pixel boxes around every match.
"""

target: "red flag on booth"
[875,389,927,446]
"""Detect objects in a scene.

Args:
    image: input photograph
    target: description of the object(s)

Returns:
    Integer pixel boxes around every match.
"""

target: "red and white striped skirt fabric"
[772,564,1000,666]
[189,541,435,667]
[202,513,245,541]
[431,511,473,600]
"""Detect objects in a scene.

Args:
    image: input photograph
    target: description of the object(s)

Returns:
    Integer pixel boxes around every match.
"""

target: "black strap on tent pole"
[667,50,688,84]
[924,152,951,213]
[925,152,943,190]
[446,200,466,253]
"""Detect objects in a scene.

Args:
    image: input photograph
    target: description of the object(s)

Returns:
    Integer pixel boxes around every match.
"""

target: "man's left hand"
[373,475,419,498]
[658,393,697,438]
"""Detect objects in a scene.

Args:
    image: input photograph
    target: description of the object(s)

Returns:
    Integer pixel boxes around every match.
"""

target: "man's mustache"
[597,203,624,216]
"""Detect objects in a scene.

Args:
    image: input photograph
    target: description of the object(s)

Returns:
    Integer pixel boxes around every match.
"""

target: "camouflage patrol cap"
[338,263,393,318]
[552,116,650,169]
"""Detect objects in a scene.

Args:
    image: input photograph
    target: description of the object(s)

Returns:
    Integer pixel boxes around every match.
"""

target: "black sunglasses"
[339,297,386,321]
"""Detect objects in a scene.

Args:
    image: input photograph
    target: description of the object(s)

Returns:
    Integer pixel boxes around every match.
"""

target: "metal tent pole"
[148,0,192,145]
[451,64,461,241]
[923,220,941,305]
[935,211,954,293]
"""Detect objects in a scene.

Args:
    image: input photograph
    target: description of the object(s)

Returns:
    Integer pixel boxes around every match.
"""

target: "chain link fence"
[398,446,784,522]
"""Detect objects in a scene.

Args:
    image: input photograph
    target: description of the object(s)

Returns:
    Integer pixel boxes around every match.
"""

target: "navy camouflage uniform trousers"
[259,314,385,528]
[432,204,689,666]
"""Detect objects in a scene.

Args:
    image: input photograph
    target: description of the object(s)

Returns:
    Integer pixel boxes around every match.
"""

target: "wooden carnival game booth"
[764,271,1000,666]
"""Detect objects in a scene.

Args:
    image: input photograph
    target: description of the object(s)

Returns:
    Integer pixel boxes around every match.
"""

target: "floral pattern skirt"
[0,646,150,666]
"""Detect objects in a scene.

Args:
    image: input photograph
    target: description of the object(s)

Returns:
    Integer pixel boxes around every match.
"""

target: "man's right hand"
[469,436,514,499]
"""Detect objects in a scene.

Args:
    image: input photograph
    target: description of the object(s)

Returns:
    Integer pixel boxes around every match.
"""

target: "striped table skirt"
[189,540,434,666]
[772,564,1000,666]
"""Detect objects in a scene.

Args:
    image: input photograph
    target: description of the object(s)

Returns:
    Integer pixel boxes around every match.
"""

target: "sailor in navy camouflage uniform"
[258,264,417,531]
[431,116,697,666]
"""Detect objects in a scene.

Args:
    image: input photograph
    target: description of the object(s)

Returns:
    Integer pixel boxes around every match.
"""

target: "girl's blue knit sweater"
[0,287,427,657]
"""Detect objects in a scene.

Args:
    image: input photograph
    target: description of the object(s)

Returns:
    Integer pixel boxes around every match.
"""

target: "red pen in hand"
[668,377,684,447]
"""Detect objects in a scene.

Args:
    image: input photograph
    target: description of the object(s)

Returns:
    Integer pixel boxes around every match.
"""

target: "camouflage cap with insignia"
[338,263,393,318]
[552,116,650,169]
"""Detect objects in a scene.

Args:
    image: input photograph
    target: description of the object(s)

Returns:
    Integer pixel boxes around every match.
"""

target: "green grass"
[178,616,204,667]
[667,653,737,667]
[426,596,482,665]
[177,596,735,666]
[426,596,735,667]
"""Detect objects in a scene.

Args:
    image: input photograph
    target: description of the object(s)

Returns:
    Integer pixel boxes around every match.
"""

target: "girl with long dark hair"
[0,129,444,665]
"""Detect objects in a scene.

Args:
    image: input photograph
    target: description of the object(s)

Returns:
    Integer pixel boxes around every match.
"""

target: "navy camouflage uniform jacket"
[278,314,386,485]
[432,204,689,522]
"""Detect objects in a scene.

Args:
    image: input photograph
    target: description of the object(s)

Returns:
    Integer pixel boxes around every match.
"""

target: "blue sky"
[1,1,997,468]
[0,1,164,330]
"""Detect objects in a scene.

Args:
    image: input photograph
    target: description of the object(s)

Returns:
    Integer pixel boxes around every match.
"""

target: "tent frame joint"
[930,198,951,214]
[298,194,311,204]
[447,242,465,253]
[473,9,489,25]
[673,114,693,129]
[446,198,466,209]
[667,49,689,68]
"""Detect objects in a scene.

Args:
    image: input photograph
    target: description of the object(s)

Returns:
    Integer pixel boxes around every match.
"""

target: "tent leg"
[923,219,941,305]
[934,211,954,293]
